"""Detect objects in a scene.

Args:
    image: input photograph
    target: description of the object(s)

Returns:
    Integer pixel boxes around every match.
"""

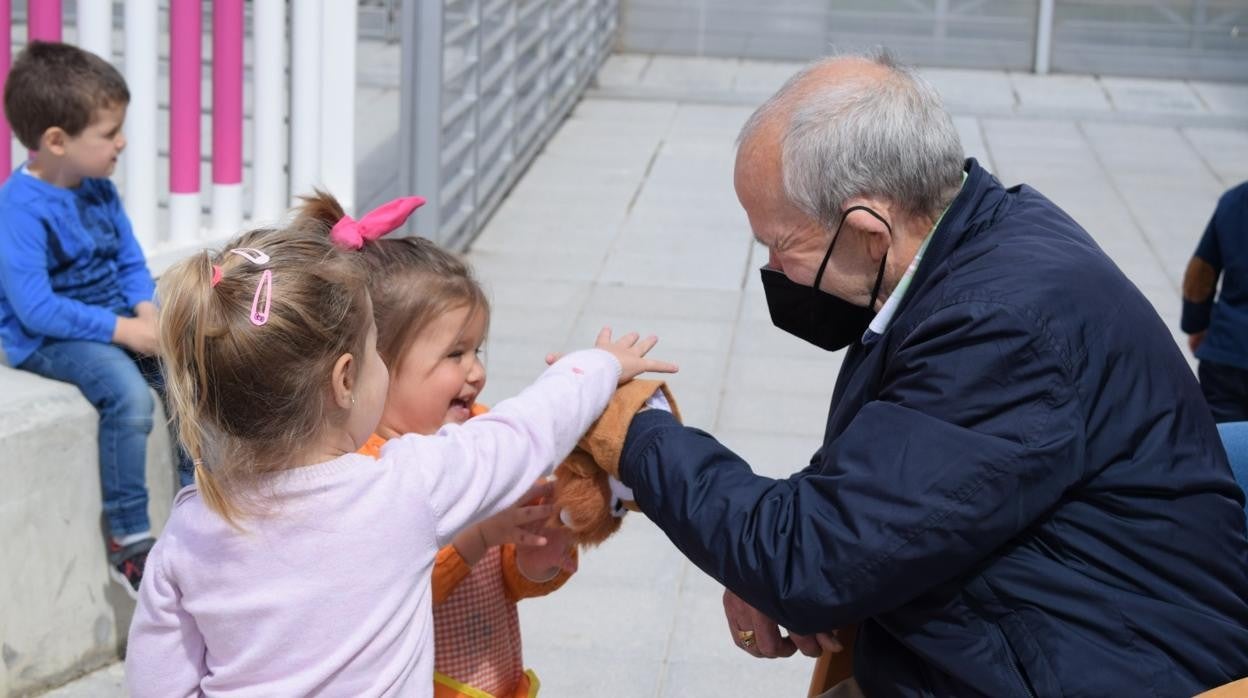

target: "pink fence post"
[212,0,243,235]
[27,0,61,41]
[0,0,12,183]
[169,0,201,241]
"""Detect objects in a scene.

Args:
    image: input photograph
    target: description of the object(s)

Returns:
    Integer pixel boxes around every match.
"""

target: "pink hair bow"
[329,196,427,250]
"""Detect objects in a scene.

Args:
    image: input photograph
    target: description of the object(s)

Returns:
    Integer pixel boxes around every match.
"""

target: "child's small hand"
[452,481,557,566]
[547,327,678,384]
[114,314,160,356]
[515,522,577,582]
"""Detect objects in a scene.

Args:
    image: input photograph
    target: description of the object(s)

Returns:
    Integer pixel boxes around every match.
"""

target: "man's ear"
[41,127,69,156]
[863,220,892,264]
[331,352,355,409]
[841,200,894,264]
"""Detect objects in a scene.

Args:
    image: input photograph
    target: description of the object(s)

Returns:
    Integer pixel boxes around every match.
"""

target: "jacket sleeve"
[124,540,207,697]
[0,206,117,343]
[104,181,156,309]
[619,300,1083,633]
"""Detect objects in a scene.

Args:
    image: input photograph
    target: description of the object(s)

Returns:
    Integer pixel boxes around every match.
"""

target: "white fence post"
[251,0,287,224]
[289,0,322,202]
[75,0,113,60]
[318,0,356,214]
[123,0,158,247]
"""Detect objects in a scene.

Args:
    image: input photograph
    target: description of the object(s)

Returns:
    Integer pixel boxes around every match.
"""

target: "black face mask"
[760,205,890,351]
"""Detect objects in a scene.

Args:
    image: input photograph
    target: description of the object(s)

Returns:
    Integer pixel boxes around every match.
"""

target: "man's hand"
[723,588,843,658]
[724,588,796,658]
[113,314,159,356]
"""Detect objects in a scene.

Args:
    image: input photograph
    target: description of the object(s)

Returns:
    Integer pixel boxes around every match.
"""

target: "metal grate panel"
[399,0,620,249]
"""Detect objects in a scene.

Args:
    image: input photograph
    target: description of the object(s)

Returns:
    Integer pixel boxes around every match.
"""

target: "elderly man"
[617,52,1248,696]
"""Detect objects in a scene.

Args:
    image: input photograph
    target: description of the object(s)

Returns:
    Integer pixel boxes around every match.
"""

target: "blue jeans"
[19,340,193,537]
[1218,421,1248,520]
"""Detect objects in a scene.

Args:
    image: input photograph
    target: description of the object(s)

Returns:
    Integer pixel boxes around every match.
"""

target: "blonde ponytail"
[157,196,371,528]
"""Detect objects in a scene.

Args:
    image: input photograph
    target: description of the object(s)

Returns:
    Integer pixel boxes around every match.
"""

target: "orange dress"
[359,407,576,698]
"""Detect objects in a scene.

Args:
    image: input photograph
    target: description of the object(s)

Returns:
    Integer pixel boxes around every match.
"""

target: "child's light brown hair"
[358,237,489,374]
[4,41,130,150]
[158,192,371,525]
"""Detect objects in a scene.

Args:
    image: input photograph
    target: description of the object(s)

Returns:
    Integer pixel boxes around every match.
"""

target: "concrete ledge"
[0,366,178,697]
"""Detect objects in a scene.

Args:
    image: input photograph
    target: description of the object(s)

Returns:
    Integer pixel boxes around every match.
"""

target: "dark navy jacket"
[621,160,1248,697]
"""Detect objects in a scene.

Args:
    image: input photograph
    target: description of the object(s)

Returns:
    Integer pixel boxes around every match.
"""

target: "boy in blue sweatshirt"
[1183,181,1248,423]
[0,42,190,597]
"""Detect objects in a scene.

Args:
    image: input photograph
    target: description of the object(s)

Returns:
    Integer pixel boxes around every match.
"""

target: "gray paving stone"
[717,388,832,437]
[583,285,742,323]
[468,247,610,283]
[518,577,679,663]
[920,67,1017,111]
[724,353,844,398]
[571,97,678,124]
[481,337,568,383]
[666,104,755,143]
[1009,73,1112,112]
[594,52,652,88]
[487,305,582,348]
[599,244,753,291]
[1101,77,1208,114]
[570,311,737,356]
[733,59,806,95]
[1190,81,1248,116]
[1182,127,1248,187]
[641,55,741,92]
[661,656,813,698]
[953,116,995,173]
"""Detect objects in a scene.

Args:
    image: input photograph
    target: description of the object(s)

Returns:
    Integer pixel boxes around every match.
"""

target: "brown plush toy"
[552,379,680,547]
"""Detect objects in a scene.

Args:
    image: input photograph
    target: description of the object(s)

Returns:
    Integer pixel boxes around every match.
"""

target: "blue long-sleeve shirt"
[1183,181,1248,371]
[0,166,154,366]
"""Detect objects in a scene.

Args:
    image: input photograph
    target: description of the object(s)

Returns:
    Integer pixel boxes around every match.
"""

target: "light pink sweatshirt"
[125,350,620,697]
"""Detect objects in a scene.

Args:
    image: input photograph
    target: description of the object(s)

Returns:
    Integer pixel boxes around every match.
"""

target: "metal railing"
[398,0,619,249]
[617,0,1247,82]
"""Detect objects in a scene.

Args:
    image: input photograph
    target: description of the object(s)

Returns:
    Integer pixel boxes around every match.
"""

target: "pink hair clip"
[330,196,427,250]
[210,264,223,287]
[250,270,273,326]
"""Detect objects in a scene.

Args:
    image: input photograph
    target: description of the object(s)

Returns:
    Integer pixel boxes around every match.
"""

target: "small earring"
[350,395,356,407]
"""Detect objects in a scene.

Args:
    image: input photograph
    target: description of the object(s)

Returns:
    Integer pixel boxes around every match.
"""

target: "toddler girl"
[124,192,674,696]
[357,235,575,697]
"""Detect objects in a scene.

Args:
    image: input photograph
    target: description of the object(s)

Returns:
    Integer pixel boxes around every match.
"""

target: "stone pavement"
[44,53,1248,696]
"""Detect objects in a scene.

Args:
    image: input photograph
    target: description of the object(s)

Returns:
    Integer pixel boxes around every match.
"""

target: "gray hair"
[738,49,965,228]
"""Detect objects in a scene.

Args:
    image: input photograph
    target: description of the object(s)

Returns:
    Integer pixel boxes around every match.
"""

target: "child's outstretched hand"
[452,481,557,566]
[548,327,678,384]
[515,521,577,582]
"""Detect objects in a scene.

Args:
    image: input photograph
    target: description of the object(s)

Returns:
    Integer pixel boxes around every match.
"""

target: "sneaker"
[107,537,156,600]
